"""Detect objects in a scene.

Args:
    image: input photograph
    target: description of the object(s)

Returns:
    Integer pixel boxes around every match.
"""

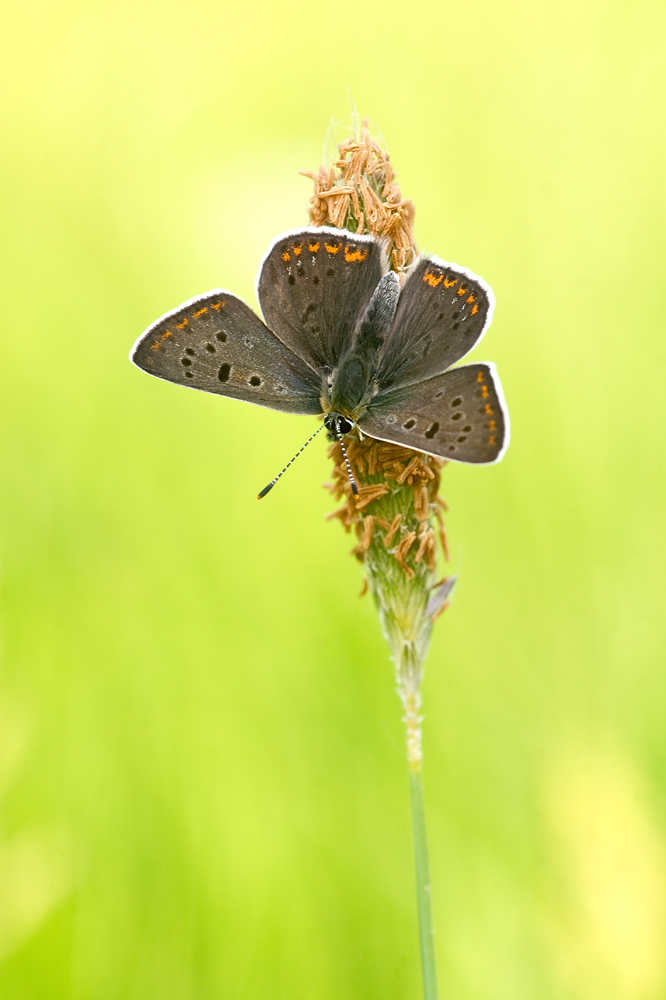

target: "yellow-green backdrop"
[1,1,665,997]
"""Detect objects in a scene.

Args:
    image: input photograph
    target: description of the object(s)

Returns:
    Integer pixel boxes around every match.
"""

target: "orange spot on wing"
[308,241,320,252]
[210,301,224,311]
[471,303,479,315]
[484,403,494,415]
[466,294,476,303]
[457,286,468,297]
[291,243,303,255]
[325,242,341,254]
[488,436,496,446]
[443,276,457,288]
[481,385,489,398]
[175,319,188,329]
[476,371,485,382]
[344,245,368,263]
[161,330,172,340]
[281,250,291,262]
[423,268,443,288]
[489,420,496,431]
[150,340,160,351]
[193,307,208,318]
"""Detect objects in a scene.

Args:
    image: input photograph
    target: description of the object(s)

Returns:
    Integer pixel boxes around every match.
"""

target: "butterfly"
[131,226,509,493]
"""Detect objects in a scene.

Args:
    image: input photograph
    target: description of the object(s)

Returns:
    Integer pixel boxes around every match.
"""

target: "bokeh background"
[1,1,665,997]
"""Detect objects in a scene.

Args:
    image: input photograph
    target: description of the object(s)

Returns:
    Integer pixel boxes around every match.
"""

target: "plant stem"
[405,696,439,1000]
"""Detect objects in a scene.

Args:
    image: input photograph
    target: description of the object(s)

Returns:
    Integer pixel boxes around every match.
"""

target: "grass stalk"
[403,680,439,1000]
[409,761,439,1000]
[311,124,447,997]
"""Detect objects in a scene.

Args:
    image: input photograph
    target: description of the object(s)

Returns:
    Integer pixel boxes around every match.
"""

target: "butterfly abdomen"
[326,271,401,418]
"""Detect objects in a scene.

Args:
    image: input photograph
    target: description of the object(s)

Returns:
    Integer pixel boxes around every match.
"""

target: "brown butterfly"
[131,226,509,493]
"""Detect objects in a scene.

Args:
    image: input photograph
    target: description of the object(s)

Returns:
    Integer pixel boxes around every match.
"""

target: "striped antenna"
[257,423,326,499]
[334,421,359,496]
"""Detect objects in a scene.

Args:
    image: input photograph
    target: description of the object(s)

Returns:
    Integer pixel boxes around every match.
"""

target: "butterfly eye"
[337,417,354,435]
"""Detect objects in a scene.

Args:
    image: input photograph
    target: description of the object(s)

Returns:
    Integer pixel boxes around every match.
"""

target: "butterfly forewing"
[132,290,322,414]
[359,363,508,464]
[375,257,494,391]
[257,226,386,372]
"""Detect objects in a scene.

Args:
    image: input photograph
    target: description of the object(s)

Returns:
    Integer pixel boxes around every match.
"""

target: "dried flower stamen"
[301,121,417,272]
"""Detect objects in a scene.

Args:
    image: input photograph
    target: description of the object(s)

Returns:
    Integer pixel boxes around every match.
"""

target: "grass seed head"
[306,119,455,742]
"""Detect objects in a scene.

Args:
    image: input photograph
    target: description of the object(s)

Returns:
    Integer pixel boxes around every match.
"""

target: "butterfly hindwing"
[359,363,509,464]
[257,226,386,372]
[375,257,494,391]
[131,290,322,414]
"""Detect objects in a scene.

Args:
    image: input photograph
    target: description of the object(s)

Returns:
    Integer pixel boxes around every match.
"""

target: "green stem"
[409,763,439,1000]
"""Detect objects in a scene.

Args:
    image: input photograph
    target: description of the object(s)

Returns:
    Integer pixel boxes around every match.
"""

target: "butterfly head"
[323,413,359,495]
[324,413,355,441]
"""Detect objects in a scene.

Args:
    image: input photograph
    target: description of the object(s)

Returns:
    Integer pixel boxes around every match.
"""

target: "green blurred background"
[1,1,665,997]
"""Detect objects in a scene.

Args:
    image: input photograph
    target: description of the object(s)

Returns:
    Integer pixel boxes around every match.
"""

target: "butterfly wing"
[257,226,386,371]
[375,257,494,391]
[358,362,509,464]
[131,290,322,414]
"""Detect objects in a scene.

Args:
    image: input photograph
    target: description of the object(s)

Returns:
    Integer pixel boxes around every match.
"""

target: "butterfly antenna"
[257,424,326,499]
[334,421,359,497]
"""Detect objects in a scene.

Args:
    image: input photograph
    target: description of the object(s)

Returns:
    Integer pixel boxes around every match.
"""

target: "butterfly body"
[132,226,509,466]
